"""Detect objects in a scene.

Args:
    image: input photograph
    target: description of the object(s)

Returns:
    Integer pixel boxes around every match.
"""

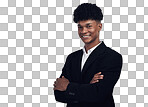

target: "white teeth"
[82,35,90,37]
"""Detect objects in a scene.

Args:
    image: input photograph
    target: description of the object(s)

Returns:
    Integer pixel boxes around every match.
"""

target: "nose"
[81,27,88,34]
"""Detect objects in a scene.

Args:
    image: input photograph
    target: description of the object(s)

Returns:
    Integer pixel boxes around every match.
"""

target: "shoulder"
[106,47,122,57]
[101,46,123,70]
[66,49,82,59]
[105,47,122,62]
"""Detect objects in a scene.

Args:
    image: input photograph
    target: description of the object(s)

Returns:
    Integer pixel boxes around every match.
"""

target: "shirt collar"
[82,41,102,55]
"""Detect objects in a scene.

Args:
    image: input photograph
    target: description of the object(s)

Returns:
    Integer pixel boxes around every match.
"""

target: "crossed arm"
[53,53,122,103]
[53,71,121,103]
[53,72,104,91]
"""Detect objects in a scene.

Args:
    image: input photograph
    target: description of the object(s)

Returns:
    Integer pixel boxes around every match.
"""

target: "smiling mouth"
[81,35,91,38]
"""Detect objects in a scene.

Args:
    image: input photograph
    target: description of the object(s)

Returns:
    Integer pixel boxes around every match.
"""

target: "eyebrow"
[78,23,92,26]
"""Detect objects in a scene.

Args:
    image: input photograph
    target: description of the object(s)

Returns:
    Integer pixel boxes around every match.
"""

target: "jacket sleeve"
[54,54,78,103]
[64,54,123,103]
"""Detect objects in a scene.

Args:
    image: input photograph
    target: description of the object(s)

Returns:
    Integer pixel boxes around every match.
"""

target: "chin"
[83,41,92,44]
[82,39,91,43]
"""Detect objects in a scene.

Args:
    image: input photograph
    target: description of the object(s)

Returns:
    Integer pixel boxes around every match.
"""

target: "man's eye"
[78,26,82,28]
[87,26,92,28]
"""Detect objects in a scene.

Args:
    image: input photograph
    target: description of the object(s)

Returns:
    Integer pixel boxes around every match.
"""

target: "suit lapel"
[81,41,107,74]
[73,49,83,82]
[77,49,83,72]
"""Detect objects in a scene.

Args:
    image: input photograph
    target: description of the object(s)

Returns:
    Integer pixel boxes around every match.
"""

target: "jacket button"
[69,92,75,95]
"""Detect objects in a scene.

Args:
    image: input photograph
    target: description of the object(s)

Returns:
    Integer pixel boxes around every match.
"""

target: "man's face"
[77,20,102,45]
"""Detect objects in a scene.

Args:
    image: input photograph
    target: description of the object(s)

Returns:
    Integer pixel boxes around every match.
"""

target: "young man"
[53,3,122,107]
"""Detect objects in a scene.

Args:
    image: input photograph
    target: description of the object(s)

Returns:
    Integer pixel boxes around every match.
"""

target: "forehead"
[78,20,97,26]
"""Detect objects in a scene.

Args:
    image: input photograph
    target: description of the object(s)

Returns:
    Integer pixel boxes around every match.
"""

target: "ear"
[98,23,102,31]
[98,23,102,28]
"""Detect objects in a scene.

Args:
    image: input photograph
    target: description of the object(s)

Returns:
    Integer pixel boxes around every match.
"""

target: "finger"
[53,87,57,90]
[91,80,99,84]
[97,75,103,79]
[54,84,59,90]
[94,75,101,78]
[95,80,99,83]
[95,73,99,76]
[94,74,98,77]
[97,72,101,74]
[53,83,56,87]
[56,78,60,81]
[92,78,100,81]
[62,76,64,78]
[96,74,103,78]
[90,80,95,84]
[53,87,56,90]
[94,72,101,76]
[93,76,103,80]
[92,77,99,81]
[99,75,104,79]
[94,75,103,79]
[100,75,104,79]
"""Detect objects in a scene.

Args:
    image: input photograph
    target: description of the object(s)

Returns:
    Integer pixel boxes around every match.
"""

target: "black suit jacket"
[54,41,123,107]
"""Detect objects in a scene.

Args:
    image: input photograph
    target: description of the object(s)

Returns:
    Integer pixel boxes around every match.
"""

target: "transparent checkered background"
[0,0,148,107]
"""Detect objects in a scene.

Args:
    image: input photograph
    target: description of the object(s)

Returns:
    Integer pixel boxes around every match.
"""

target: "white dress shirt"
[81,41,102,70]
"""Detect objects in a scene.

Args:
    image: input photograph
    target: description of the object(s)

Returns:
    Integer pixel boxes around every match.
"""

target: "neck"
[84,40,100,53]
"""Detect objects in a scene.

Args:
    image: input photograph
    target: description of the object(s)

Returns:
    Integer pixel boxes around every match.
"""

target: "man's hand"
[90,72,104,84]
[53,76,70,91]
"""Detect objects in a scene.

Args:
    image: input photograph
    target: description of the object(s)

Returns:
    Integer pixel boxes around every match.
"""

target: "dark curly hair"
[73,3,103,23]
